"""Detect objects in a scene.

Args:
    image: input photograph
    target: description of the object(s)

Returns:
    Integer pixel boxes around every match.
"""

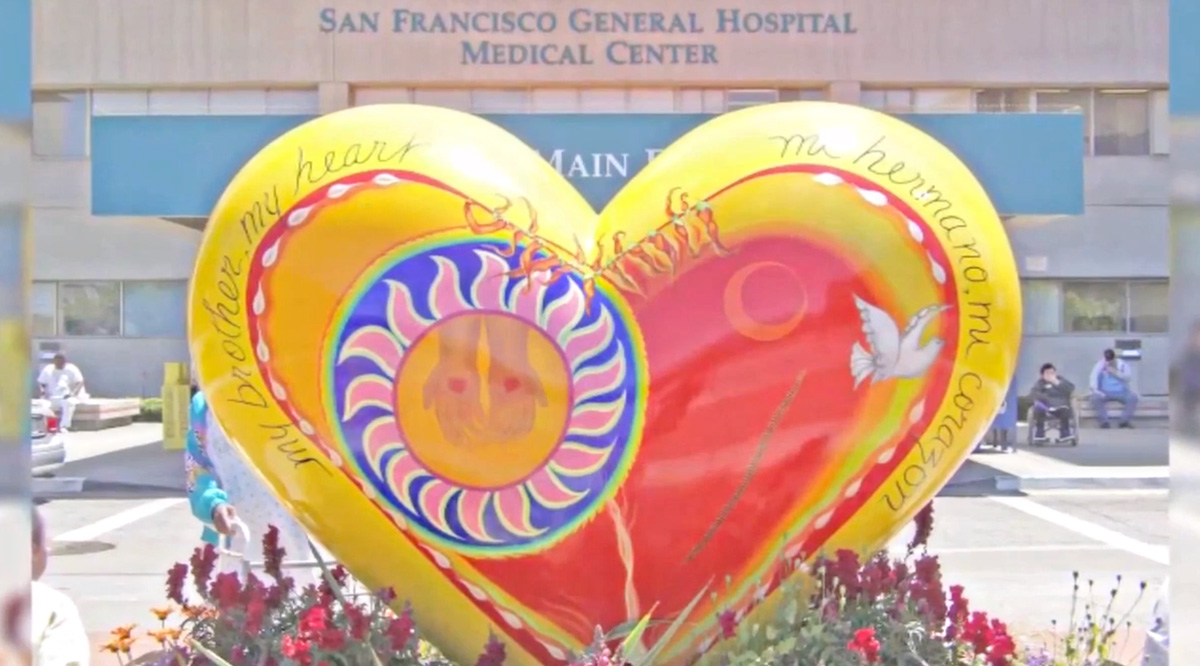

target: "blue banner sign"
[91,112,1084,218]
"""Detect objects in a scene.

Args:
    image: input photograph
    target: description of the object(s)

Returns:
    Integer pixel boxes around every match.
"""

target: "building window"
[92,89,319,116]
[265,89,320,115]
[1023,279,1169,334]
[1093,90,1151,156]
[122,281,188,338]
[354,88,413,106]
[147,90,210,115]
[726,89,780,110]
[530,89,581,113]
[471,89,530,113]
[1034,89,1092,153]
[32,282,57,337]
[974,89,1031,113]
[1033,89,1153,156]
[860,88,913,112]
[32,92,88,158]
[59,282,121,337]
[1062,281,1127,332]
[1021,280,1062,334]
[780,89,826,102]
[38,281,190,338]
[411,89,472,111]
[1129,280,1169,333]
[627,89,676,112]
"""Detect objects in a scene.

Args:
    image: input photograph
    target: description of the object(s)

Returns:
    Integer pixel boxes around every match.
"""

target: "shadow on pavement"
[55,440,186,494]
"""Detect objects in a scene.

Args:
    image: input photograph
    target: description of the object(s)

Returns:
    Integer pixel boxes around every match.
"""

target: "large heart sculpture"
[189,102,1019,666]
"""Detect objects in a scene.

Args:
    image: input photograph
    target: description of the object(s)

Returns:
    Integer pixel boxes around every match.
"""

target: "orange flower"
[181,604,203,619]
[100,638,122,654]
[118,637,136,654]
[110,623,136,640]
[151,605,174,622]
[147,627,181,645]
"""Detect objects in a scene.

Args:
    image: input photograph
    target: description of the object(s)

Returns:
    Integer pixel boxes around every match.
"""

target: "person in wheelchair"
[1029,362,1076,443]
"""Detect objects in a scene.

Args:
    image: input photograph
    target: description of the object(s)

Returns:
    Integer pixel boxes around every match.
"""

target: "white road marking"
[53,498,186,543]
[934,544,1116,554]
[1024,488,1169,497]
[990,496,1169,565]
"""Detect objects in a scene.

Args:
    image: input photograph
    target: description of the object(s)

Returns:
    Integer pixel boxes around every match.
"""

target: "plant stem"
[186,637,237,666]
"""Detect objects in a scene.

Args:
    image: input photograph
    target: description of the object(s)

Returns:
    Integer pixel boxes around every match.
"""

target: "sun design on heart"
[325,239,646,555]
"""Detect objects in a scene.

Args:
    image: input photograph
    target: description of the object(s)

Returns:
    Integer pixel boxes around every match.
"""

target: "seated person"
[36,353,88,431]
[1089,348,1139,429]
[1029,363,1075,442]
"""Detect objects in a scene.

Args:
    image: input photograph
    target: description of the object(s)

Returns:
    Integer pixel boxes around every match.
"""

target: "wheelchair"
[1025,399,1081,447]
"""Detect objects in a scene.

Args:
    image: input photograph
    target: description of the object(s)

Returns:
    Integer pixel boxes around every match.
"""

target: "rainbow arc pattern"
[327,241,645,555]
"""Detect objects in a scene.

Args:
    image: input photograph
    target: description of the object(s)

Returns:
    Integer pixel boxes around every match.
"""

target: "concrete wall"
[31,155,200,397]
[1008,154,1169,394]
[32,0,1168,87]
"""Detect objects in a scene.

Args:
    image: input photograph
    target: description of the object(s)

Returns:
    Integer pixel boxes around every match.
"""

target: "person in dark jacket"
[1177,322,1200,437]
[1029,362,1076,442]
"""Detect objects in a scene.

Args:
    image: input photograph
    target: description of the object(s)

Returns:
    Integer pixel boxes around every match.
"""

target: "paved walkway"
[37,422,1170,499]
[948,424,1169,494]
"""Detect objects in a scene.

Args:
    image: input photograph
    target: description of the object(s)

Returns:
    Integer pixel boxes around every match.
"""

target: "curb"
[941,473,1168,495]
[994,474,1169,492]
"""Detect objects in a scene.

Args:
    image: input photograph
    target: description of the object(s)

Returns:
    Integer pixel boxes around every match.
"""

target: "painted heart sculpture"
[189,102,1019,666]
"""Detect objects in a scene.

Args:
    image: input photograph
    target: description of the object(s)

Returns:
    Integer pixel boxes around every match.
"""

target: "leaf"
[634,580,713,666]
[775,636,797,654]
[618,603,660,662]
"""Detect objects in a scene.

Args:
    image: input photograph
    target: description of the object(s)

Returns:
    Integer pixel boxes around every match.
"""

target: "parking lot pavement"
[38,490,1167,664]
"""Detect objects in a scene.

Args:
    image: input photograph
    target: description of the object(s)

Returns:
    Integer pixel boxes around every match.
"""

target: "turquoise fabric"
[185,391,228,545]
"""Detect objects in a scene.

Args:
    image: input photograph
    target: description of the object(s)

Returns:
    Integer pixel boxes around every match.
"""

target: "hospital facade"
[29,0,1170,397]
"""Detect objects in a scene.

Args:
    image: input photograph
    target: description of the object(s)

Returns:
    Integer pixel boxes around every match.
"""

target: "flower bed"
[104,504,1146,666]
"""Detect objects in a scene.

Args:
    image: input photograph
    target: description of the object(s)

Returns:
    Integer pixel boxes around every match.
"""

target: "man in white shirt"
[31,508,90,665]
[37,353,88,431]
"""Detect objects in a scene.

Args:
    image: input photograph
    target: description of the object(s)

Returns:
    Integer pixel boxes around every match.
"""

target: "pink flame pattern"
[336,248,630,546]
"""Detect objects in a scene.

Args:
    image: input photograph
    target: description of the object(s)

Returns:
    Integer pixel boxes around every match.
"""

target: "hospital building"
[28,0,1169,397]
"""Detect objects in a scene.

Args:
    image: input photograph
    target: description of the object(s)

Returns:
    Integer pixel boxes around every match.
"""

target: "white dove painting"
[850,296,951,388]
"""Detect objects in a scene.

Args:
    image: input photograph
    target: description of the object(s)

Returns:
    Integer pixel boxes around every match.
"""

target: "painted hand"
[423,317,485,447]
[485,317,548,442]
[488,358,548,442]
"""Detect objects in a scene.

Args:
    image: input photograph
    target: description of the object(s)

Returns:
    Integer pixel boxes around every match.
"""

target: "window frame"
[1029,88,1154,156]
[56,280,124,338]
[120,280,189,339]
[31,281,58,337]
[1028,278,1170,336]
[860,88,914,113]
[1092,89,1152,156]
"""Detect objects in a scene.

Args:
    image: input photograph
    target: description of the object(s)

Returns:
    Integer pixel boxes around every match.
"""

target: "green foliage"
[136,397,164,422]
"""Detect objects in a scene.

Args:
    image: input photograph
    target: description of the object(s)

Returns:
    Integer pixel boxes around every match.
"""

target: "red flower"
[945,584,969,641]
[474,633,507,666]
[717,609,737,639]
[299,606,328,634]
[261,525,286,582]
[386,608,416,651]
[281,634,313,666]
[242,580,268,635]
[846,627,880,663]
[165,563,188,606]
[209,572,243,610]
[344,605,370,640]
[908,554,947,625]
[189,545,218,594]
